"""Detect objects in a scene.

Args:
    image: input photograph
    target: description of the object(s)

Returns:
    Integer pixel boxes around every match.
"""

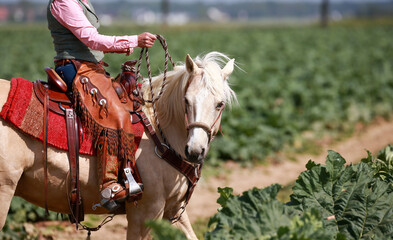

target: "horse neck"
[143,71,189,158]
[160,121,187,157]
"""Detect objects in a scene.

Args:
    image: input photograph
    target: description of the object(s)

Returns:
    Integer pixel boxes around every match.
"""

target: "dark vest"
[47,0,104,63]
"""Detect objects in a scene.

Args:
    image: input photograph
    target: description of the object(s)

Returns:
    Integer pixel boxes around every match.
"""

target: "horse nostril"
[185,145,190,158]
[201,148,205,156]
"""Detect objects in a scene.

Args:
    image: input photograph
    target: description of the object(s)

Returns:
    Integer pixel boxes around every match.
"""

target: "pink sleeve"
[50,0,138,54]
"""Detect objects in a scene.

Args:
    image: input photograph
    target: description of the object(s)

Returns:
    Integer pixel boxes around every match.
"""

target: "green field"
[1,22,393,164]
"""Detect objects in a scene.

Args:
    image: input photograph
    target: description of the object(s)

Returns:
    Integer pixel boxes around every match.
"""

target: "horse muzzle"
[185,143,208,164]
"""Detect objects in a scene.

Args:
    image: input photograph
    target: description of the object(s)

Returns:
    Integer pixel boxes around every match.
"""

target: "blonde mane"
[141,52,237,130]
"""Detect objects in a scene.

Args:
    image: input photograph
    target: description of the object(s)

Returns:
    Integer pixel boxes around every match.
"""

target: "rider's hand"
[138,32,157,48]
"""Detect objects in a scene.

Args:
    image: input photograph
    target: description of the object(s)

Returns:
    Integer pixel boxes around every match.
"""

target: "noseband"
[184,73,225,143]
[184,104,225,143]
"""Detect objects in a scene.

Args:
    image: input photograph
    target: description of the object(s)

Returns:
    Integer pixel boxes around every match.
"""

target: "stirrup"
[123,168,143,196]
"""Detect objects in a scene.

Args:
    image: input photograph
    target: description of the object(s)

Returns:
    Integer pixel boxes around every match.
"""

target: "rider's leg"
[55,62,77,91]
[72,61,135,210]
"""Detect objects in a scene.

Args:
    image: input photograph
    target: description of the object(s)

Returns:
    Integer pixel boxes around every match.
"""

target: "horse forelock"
[194,52,237,107]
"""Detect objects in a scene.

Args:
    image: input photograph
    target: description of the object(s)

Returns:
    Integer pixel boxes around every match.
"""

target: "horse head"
[146,52,236,164]
[183,53,236,164]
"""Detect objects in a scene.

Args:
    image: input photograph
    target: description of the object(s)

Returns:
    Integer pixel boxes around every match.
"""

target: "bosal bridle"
[183,74,226,144]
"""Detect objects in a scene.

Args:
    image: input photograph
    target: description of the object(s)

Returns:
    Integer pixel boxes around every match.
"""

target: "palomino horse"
[0,52,236,239]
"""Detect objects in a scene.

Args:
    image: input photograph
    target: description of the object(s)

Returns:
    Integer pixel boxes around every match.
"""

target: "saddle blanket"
[0,77,144,155]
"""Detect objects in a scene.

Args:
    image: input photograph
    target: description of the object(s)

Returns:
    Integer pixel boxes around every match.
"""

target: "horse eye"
[184,98,189,106]
[216,101,225,109]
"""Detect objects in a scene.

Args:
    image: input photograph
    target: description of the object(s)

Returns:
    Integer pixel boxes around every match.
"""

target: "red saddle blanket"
[0,78,144,155]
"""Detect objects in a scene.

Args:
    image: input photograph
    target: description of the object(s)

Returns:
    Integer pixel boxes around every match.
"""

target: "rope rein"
[136,34,175,103]
[136,34,175,148]
[134,35,202,224]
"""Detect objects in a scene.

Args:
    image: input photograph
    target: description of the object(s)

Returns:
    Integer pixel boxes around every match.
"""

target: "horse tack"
[34,68,124,228]
[184,98,225,144]
[185,105,225,143]
[33,68,141,229]
[182,69,226,143]
[132,39,199,201]
[43,84,49,216]
[65,107,84,226]
[133,36,205,222]
[34,69,85,227]
[113,60,145,124]
[33,81,72,115]
[133,110,202,221]
[42,64,145,223]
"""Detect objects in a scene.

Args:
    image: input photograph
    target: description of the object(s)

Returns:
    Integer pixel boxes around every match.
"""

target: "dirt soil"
[32,118,393,239]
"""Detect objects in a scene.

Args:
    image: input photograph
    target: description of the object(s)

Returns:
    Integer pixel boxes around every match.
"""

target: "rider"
[47,0,156,210]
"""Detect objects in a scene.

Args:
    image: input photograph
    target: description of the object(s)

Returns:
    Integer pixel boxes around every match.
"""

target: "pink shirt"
[50,0,138,55]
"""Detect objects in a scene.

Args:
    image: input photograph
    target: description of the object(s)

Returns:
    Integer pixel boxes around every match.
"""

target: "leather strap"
[161,149,201,205]
[65,108,84,227]
[136,111,164,153]
[43,85,49,216]
[134,111,201,205]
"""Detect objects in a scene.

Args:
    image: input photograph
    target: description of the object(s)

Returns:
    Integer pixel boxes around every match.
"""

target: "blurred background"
[0,0,393,239]
[0,0,392,25]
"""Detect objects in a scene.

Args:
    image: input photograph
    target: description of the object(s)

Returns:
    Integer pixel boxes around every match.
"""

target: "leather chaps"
[71,61,136,189]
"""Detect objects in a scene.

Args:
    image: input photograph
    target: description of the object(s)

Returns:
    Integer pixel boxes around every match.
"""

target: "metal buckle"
[154,143,170,159]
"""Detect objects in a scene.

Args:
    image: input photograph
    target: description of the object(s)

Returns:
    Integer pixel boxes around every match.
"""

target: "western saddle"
[34,61,143,227]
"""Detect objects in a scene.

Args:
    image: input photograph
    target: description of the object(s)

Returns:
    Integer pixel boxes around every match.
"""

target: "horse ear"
[186,54,198,73]
[222,59,235,80]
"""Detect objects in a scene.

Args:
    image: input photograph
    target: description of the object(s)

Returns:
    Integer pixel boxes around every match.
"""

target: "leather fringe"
[72,85,134,161]
[119,129,135,163]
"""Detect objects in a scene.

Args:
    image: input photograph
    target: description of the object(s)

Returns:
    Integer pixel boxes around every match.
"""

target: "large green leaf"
[206,184,290,240]
[275,209,340,240]
[205,184,336,240]
[290,151,393,239]
[362,145,393,185]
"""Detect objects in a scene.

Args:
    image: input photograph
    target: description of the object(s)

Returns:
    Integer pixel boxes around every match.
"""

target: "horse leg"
[172,210,198,240]
[0,169,24,229]
[125,200,165,240]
